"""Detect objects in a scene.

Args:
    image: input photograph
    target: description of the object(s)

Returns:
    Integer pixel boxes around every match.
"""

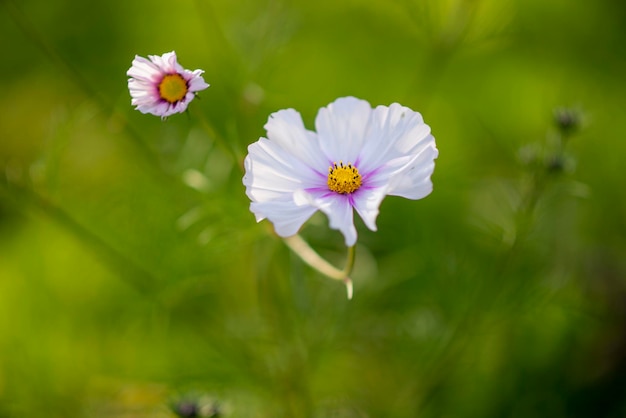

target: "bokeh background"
[1,0,626,416]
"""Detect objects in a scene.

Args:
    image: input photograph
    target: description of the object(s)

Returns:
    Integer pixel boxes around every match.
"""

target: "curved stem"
[283,235,355,299]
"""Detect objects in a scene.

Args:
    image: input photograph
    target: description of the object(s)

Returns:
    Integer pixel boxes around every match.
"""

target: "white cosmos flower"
[127,51,209,118]
[243,97,438,246]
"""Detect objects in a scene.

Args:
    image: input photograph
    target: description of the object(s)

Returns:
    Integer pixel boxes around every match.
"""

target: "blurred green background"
[1,0,626,416]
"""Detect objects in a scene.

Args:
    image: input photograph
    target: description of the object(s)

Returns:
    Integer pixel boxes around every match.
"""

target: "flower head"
[127,51,209,118]
[243,97,438,246]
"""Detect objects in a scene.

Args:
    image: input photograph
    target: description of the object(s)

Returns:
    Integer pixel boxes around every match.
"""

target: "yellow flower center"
[158,74,188,103]
[327,161,362,194]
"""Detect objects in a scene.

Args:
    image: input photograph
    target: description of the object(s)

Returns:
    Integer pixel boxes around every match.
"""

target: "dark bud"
[170,395,222,418]
[553,107,582,135]
[546,154,565,173]
[546,153,576,175]
[173,401,200,417]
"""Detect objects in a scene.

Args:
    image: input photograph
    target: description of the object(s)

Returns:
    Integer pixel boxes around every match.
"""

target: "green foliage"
[1,0,625,416]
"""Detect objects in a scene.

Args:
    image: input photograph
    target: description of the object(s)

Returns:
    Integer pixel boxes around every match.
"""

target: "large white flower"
[127,51,209,118]
[243,97,438,246]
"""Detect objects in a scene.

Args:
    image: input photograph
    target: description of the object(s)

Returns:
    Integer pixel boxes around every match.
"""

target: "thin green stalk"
[0,179,159,296]
[189,106,243,168]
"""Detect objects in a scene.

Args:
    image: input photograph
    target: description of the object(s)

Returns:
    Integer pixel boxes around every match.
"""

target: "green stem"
[0,179,158,295]
[283,235,355,299]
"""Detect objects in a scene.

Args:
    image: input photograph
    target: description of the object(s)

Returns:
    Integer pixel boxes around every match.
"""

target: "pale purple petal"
[126,56,161,81]
[188,74,210,91]
[164,51,182,73]
[294,189,357,246]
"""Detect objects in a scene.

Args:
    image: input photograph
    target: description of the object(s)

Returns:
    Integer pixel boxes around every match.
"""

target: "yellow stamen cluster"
[158,74,188,103]
[327,161,362,194]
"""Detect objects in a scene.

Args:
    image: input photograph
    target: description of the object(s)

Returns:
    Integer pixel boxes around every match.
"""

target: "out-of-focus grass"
[1,0,626,416]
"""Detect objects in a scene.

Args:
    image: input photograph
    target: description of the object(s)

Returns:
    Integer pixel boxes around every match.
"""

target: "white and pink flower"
[127,51,209,118]
[243,97,438,246]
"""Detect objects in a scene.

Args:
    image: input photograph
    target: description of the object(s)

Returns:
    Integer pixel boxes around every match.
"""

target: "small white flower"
[243,97,438,246]
[127,51,209,118]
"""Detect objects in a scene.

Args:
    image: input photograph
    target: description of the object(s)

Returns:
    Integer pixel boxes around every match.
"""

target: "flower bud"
[553,107,582,135]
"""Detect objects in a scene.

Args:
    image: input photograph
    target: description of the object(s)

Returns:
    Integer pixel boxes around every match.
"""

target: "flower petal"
[243,135,326,236]
[188,72,210,91]
[386,139,438,199]
[295,189,357,246]
[243,138,324,201]
[265,109,329,172]
[126,56,161,81]
[351,187,388,232]
[358,103,432,174]
[250,200,318,238]
[315,97,373,164]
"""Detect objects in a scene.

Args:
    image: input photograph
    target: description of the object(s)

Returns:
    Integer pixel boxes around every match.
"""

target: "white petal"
[250,200,318,238]
[265,109,329,171]
[135,104,155,114]
[129,86,159,103]
[358,103,432,174]
[151,51,177,72]
[243,138,324,202]
[315,97,372,164]
[127,56,162,81]
[295,189,357,246]
[167,52,184,73]
[322,196,357,246]
[351,187,388,231]
[386,138,438,199]
[243,133,327,237]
